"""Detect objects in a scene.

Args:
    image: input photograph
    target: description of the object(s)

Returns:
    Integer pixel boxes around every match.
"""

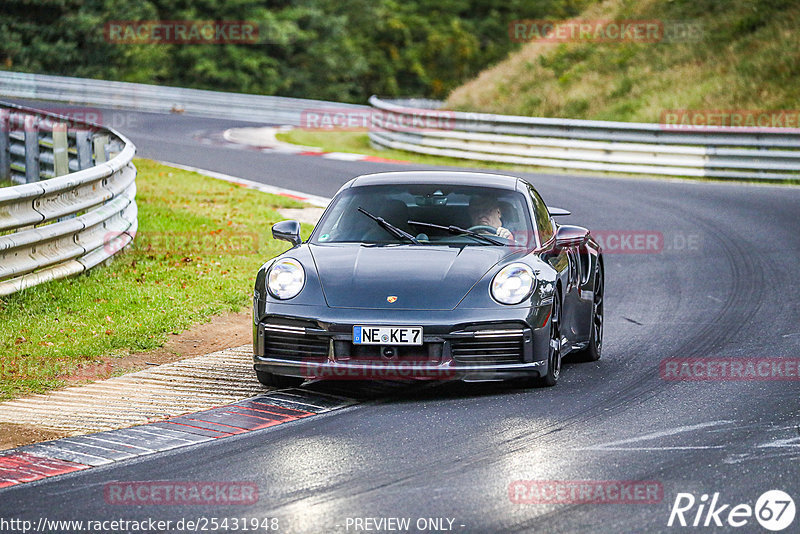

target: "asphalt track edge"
[0,389,356,492]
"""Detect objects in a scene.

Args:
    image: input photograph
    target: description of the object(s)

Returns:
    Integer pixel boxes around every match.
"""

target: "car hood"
[308,244,513,310]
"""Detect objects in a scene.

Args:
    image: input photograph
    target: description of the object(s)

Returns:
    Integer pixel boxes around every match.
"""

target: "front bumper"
[253,301,552,381]
[254,357,548,382]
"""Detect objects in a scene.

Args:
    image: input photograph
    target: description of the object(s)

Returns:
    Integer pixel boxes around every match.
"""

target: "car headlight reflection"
[267,258,305,300]
[491,263,535,305]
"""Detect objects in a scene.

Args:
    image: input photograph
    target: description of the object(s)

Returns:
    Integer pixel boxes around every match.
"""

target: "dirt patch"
[0,423,64,450]
[1,311,252,451]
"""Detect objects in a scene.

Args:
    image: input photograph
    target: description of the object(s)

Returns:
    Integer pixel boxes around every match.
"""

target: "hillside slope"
[446,0,800,122]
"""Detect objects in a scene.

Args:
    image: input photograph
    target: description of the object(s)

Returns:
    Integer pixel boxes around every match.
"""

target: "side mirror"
[272,220,302,246]
[555,225,589,248]
[547,206,571,217]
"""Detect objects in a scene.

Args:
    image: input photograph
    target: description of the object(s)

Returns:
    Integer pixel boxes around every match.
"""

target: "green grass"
[0,158,311,401]
[446,0,800,123]
[277,129,587,174]
[277,129,800,186]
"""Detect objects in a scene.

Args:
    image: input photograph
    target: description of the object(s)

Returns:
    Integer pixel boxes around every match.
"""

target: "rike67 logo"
[668,490,795,531]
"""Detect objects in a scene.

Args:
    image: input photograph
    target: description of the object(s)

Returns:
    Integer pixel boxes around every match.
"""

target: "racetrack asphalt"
[1,103,799,533]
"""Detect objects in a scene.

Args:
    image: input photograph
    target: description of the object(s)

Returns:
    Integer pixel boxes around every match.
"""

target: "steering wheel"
[467,225,499,234]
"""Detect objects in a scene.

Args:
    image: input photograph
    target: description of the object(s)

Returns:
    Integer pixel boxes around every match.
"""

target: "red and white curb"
[221,126,412,166]
[292,150,411,165]
[0,389,353,490]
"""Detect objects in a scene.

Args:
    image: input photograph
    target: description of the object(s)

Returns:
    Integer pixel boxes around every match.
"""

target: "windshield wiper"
[408,220,504,245]
[358,207,421,245]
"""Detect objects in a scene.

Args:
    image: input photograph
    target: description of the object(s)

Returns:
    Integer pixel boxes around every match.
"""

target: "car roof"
[348,171,521,190]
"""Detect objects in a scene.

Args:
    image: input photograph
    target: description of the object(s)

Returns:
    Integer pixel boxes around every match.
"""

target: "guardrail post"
[0,109,9,180]
[52,122,69,177]
[75,130,94,170]
[53,122,73,222]
[93,134,109,164]
[24,115,40,183]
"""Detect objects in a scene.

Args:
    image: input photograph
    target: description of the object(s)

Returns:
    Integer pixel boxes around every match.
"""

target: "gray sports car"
[253,171,603,387]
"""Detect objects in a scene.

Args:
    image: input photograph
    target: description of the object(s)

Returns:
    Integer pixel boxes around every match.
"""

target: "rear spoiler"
[547,206,571,216]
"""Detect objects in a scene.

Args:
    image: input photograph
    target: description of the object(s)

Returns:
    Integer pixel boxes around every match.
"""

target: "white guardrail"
[368,97,800,180]
[0,71,366,125]
[0,101,137,296]
[3,72,796,180]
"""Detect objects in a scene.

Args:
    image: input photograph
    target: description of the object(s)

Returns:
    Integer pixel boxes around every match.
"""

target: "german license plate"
[353,326,423,345]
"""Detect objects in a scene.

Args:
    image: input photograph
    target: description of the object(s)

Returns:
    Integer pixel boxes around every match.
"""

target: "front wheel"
[255,369,305,388]
[573,262,603,363]
[530,294,562,388]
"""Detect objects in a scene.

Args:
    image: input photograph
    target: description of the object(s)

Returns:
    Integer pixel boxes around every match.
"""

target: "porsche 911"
[253,171,603,387]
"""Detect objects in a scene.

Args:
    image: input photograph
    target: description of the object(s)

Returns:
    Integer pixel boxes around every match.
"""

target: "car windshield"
[311,184,535,247]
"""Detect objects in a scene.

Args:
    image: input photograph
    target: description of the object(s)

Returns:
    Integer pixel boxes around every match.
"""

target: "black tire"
[531,293,562,388]
[573,262,603,363]
[255,369,305,388]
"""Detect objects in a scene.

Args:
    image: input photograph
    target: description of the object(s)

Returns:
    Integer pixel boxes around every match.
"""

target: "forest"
[0,0,593,102]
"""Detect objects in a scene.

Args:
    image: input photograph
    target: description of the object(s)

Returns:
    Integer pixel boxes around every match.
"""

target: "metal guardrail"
[0,101,137,296]
[368,97,800,180]
[4,72,795,180]
[0,71,367,126]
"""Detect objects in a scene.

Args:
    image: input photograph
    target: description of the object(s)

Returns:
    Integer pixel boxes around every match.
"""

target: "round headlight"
[491,263,535,305]
[267,258,305,300]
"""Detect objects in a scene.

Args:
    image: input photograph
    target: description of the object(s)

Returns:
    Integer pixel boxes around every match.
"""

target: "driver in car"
[468,195,513,240]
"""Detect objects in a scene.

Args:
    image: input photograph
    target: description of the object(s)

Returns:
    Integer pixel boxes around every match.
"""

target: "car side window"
[526,185,554,245]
